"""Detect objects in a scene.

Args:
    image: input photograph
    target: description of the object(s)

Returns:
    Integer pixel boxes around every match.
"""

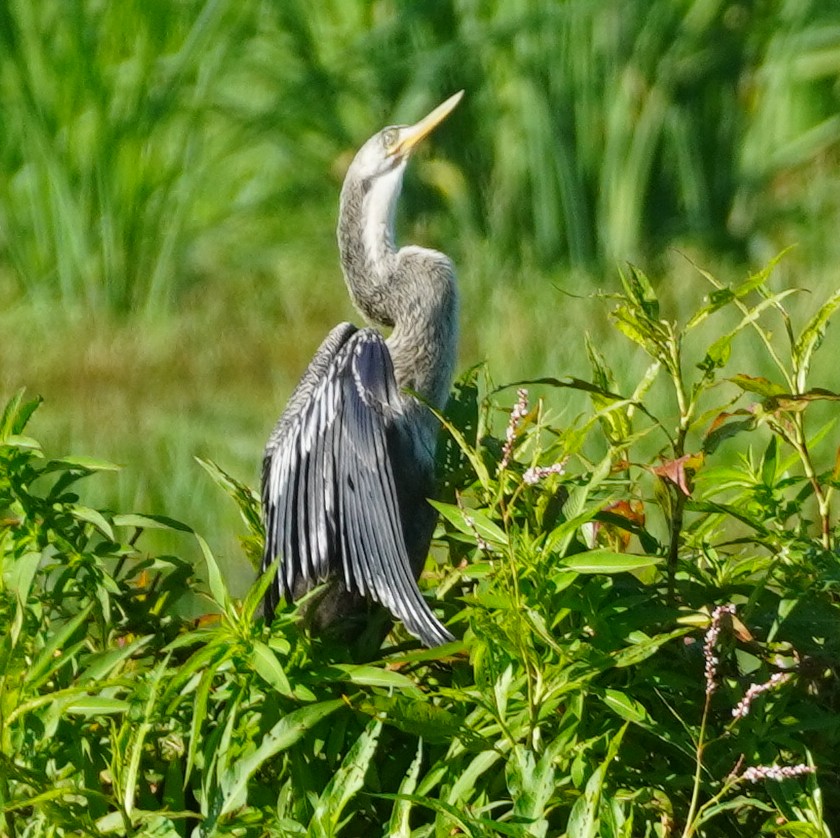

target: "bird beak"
[389,90,464,158]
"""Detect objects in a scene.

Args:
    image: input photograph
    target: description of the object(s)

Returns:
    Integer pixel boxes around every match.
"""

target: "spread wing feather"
[261,323,452,646]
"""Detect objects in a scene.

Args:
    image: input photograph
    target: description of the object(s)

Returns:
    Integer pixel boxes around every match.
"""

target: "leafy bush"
[1,262,838,835]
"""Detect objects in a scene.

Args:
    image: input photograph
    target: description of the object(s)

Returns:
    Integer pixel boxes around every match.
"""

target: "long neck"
[337,174,458,412]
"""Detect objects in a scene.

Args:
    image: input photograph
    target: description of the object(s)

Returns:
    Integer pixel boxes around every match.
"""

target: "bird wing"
[262,324,452,646]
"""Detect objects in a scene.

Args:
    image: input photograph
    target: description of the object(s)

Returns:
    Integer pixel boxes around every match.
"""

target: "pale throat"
[355,162,458,411]
[360,162,406,274]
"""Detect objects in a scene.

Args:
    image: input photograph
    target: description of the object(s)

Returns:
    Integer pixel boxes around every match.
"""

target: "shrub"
[1,260,837,835]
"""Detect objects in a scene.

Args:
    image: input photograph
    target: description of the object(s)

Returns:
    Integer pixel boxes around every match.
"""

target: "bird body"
[261,92,463,647]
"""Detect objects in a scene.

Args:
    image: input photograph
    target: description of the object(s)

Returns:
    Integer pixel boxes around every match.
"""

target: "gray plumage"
[261,92,463,647]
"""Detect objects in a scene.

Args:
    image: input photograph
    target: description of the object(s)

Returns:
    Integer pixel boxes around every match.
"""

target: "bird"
[260,92,463,647]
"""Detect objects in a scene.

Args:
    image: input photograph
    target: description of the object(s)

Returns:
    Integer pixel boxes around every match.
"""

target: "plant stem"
[666,490,686,604]
[666,333,691,602]
[499,484,539,737]
[682,693,710,838]
[790,417,832,550]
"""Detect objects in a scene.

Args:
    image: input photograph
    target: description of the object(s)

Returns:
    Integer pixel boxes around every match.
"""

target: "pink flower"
[704,604,736,695]
[740,763,814,783]
[732,672,791,720]
[499,389,529,472]
[523,461,567,485]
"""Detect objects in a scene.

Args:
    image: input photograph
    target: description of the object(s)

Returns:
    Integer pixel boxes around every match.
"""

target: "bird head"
[347,90,464,186]
[338,90,464,292]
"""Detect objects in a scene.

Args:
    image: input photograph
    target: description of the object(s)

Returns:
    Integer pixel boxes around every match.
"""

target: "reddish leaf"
[765,388,840,414]
[731,614,755,643]
[607,499,645,528]
[651,453,704,496]
[599,500,646,551]
[197,613,222,628]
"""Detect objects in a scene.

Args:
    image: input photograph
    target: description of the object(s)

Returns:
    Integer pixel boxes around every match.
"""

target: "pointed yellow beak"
[389,90,464,158]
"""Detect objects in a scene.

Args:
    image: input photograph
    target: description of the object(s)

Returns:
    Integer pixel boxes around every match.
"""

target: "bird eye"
[382,128,399,150]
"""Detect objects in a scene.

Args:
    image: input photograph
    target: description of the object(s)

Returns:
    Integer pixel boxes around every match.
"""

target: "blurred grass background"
[1,0,839,590]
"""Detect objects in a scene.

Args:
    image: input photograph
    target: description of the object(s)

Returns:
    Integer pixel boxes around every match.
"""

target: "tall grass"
[0,0,240,314]
[2,0,840,315]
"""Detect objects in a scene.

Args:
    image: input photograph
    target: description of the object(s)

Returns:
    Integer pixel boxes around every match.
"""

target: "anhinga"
[261,92,463,647]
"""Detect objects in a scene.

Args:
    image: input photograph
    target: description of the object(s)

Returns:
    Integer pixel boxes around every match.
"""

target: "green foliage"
[1,260,838,835]
[3,0,840,574]
[3,0,840,315]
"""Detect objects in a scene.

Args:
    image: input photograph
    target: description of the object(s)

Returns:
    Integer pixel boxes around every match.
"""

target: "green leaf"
[601,689,650,723]
[0,389,42,439]
[382,640,464,664]
[45,455,121,473]
[585,333,617,392]
[389,739,423,837]
[793,286,840,383]
[442,750,503,817]
[761,435,779,486]
[567,724,628,838]
[729,374,786,397]
[308,718,383,836]
[63,696,131,716]
[195,533,231,613]
[543,505,600,559]
[686,500,770,536]
[685,286,734,330]
[429,499,508,547]
[251,640,294,697]
[78,637,152,683]
[562,550,660,574]
[376,793,483,837]
[610,305,668,358]
[203,685,247,815]
[324,663,424,697]
[686,251,791,331]
[503,375,628,402]
[494,663,515,721]
[2,434,42,452]
[507,741,558,837]
[704,333,732,368]
[620,264,659,320]
[241,557,280,622]
[431,407,492,492]
[70,505,114,540]
[611,628,690,668]
[702,410,757,455]
[196,456,262,536]
[735,250,792,297]
[5,550,41,607]
[184,657,222,787]
[697,287,799,378]
[3,785,88,815]
[357,695,461,744]
[27,604,94,689]
[692,795,774,827]
[219,699,344,818]
[112,512,193,532]
[764,388,840,413]
[123,655,170,817]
